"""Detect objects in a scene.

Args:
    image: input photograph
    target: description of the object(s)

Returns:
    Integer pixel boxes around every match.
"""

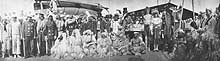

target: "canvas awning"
[127,3,198,20]
[34,1,108,13]
[56,1,108,12]
[56,7,98,16]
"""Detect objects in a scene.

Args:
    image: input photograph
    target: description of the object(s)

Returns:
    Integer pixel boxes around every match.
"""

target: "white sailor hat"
[134,32,139,34]
[83,30,93,35]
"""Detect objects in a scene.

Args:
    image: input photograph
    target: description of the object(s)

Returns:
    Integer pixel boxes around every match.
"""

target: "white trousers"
[12,35,21,54]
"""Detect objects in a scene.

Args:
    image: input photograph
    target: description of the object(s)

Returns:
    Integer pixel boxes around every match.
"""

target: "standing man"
[44,15,58,55]
[105,15,111,33]
[151,9,162,51]
[5,19,13,58]
[65,15,77,36]
[111,14,121,33]
[144,7,152,51]
[1,18,12,58]
[100,15,107,32]
[87,16,97,34]
[22,16,37,58]
[10,16,22,58]
[36,14,47,56]
[55,15,64,38]
[161,10,174,52]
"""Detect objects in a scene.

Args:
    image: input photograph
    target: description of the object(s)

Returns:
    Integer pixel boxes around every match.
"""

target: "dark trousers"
[46,38,55,55]
[37,32,45,56]
[24,36,34,57]
[153,27,161,45]
[144,25,151,47]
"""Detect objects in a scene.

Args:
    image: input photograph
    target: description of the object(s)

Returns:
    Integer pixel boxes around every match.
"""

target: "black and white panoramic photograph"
[0,0,220,61]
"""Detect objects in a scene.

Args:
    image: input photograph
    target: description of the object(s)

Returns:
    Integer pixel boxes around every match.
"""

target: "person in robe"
[68,29,84,59]
[81,30,97,57]
[97,32,109,57]
[50,31,69,59]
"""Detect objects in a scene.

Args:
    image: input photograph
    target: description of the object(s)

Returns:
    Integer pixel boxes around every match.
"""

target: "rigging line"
[192,0,195,21]
[181,0,184,20]
[157,0,159,5]
[169,0,171,3]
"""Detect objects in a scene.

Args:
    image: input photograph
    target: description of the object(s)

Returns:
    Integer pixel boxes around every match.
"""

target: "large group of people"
[0,4,220,61]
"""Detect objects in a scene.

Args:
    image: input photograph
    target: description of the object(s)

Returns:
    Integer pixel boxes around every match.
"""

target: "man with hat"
[3,18,13,58]
[10,16,22,58]
[111,14,121,33]
[36,13,47,56]
[22,16,37,57]
[143,6,153,51]
[87,16,98,35]
[0,18,10,58]
[151,8,162,51]
[55,15,65,38]
[100,15,108,32]
[200,9,213,28]
[44,15,58,55]
[65,15,77,36]
[107,15,112,33]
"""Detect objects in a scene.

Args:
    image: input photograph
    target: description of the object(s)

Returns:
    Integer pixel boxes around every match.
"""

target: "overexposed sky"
[0,0,220,15]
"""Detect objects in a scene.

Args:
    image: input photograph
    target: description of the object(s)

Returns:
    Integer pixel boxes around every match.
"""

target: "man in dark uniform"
[100,15,107,32]
[102,15,112,33]
[161,10,175,52]
[22,16,37,57]
[44,15,58,55]
[89,16,97,35]
[85,16,97,34]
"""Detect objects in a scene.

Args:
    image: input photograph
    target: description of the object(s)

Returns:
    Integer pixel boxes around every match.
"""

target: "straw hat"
[151,8,159,14]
